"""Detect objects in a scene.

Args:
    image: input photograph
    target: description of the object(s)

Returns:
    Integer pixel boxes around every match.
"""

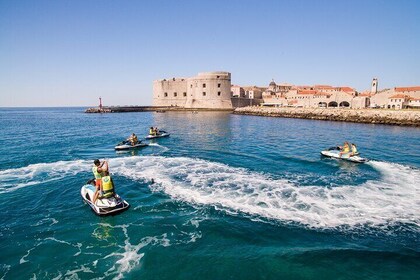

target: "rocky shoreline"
[234,106,420,127]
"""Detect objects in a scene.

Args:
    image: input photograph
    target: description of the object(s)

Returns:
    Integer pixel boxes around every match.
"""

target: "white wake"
[1,156,419,230]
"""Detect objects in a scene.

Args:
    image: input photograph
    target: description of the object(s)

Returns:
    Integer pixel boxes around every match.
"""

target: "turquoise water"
[0,107,419,279]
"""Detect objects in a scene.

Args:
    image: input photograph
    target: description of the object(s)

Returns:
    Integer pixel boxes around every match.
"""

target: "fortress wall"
[186,72,232,109]
[153,72,232,109]
[152,78,188,107]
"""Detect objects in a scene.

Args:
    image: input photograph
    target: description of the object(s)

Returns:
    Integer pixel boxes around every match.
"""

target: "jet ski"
[320,146,368,163]
[81,182,130,216]
[145,130,170,139]
[114,140,148,151]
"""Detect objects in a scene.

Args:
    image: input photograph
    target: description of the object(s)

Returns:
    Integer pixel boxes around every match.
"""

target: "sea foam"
[1,156,419,231]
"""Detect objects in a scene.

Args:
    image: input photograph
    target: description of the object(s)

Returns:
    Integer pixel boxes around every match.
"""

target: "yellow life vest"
[352,146,358,153]
[149,129,154,135]
[101,176,114,198]
[92,166,102,179]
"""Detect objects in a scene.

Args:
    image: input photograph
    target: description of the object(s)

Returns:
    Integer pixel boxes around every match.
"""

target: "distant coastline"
[234,106,420,127]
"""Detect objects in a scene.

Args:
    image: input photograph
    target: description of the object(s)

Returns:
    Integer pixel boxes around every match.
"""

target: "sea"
[0,107,419,280]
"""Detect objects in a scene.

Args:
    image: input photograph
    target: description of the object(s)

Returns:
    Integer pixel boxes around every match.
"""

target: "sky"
[0,0,419,107]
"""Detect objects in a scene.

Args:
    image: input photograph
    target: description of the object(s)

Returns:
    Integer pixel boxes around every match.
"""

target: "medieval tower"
[371,78,378,94]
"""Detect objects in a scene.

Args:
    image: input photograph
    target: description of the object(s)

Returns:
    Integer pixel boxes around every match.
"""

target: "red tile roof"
[337,87,354,93]
[395,86,420,92]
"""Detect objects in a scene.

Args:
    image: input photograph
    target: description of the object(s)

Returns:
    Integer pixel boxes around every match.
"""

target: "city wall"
[234,106,420,126]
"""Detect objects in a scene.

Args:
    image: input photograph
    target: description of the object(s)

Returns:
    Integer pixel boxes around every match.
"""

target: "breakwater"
[234,106,420,127]
[85,106,233,113]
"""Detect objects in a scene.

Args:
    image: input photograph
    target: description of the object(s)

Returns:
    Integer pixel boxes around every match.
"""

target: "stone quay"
[234,106,420,127]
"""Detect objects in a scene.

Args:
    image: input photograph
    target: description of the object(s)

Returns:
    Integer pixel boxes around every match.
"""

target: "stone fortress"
[153,72,233,109]
[153,71,420,110]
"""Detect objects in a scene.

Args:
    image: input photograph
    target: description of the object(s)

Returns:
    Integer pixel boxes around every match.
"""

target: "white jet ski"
[145,131,170,139]
[81,183,130,216]
[320,147,368,163]
[114,140,148,151]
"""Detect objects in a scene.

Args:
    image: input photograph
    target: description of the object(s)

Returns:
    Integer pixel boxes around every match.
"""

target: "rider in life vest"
[350,143,358,156]
[339,142,350,158]
[100,171,115,198]
[92,159,108,204]
[149,127,155,136]
[92,159,107,187]
[128,133,138,146]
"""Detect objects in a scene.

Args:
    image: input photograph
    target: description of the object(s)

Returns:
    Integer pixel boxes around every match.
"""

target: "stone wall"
[234,106,420,126]
[231,97,263,108]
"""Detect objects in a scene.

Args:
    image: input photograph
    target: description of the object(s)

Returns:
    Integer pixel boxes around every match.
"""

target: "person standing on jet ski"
[92,159,108,203]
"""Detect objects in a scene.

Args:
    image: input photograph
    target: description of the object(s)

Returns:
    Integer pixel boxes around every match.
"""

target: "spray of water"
[1,156,419,230]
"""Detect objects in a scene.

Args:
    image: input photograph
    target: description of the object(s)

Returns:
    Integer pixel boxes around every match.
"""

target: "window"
[218,83,221,88]
[217,75,220,78]
[218,92,221,96]
[183,92,187,97]
[203,92,206,96]
[164,92,168,97]
[174,92,177,97]
[203,83,206,88]
[190,84,193,88]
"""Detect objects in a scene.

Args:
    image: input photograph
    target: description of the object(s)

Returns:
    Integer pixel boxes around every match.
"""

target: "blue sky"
[0,0,419,106]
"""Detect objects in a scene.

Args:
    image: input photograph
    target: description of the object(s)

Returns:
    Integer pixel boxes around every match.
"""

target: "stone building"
[388,94,410,109]
[231,85,245,98]
[243,86,264,99]
[370,86,420,109]
[153,72,232,109]
[261,80,362,108]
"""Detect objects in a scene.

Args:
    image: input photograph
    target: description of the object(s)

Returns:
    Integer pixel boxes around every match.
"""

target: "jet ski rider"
[149,127,160,136]
[92,159,108,204]
[128,133,138,146]
[339,142,350,158]
[100,171,115,198]
[350,143,358,157]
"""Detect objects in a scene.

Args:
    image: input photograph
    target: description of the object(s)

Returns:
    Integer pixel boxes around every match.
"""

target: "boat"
[320,147,368,163]
[114,140,148,150]
[81,182,130,216]
[145,131,170,139]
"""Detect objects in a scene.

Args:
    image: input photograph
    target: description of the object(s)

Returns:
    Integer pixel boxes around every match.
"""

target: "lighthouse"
[99,97,102,109]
